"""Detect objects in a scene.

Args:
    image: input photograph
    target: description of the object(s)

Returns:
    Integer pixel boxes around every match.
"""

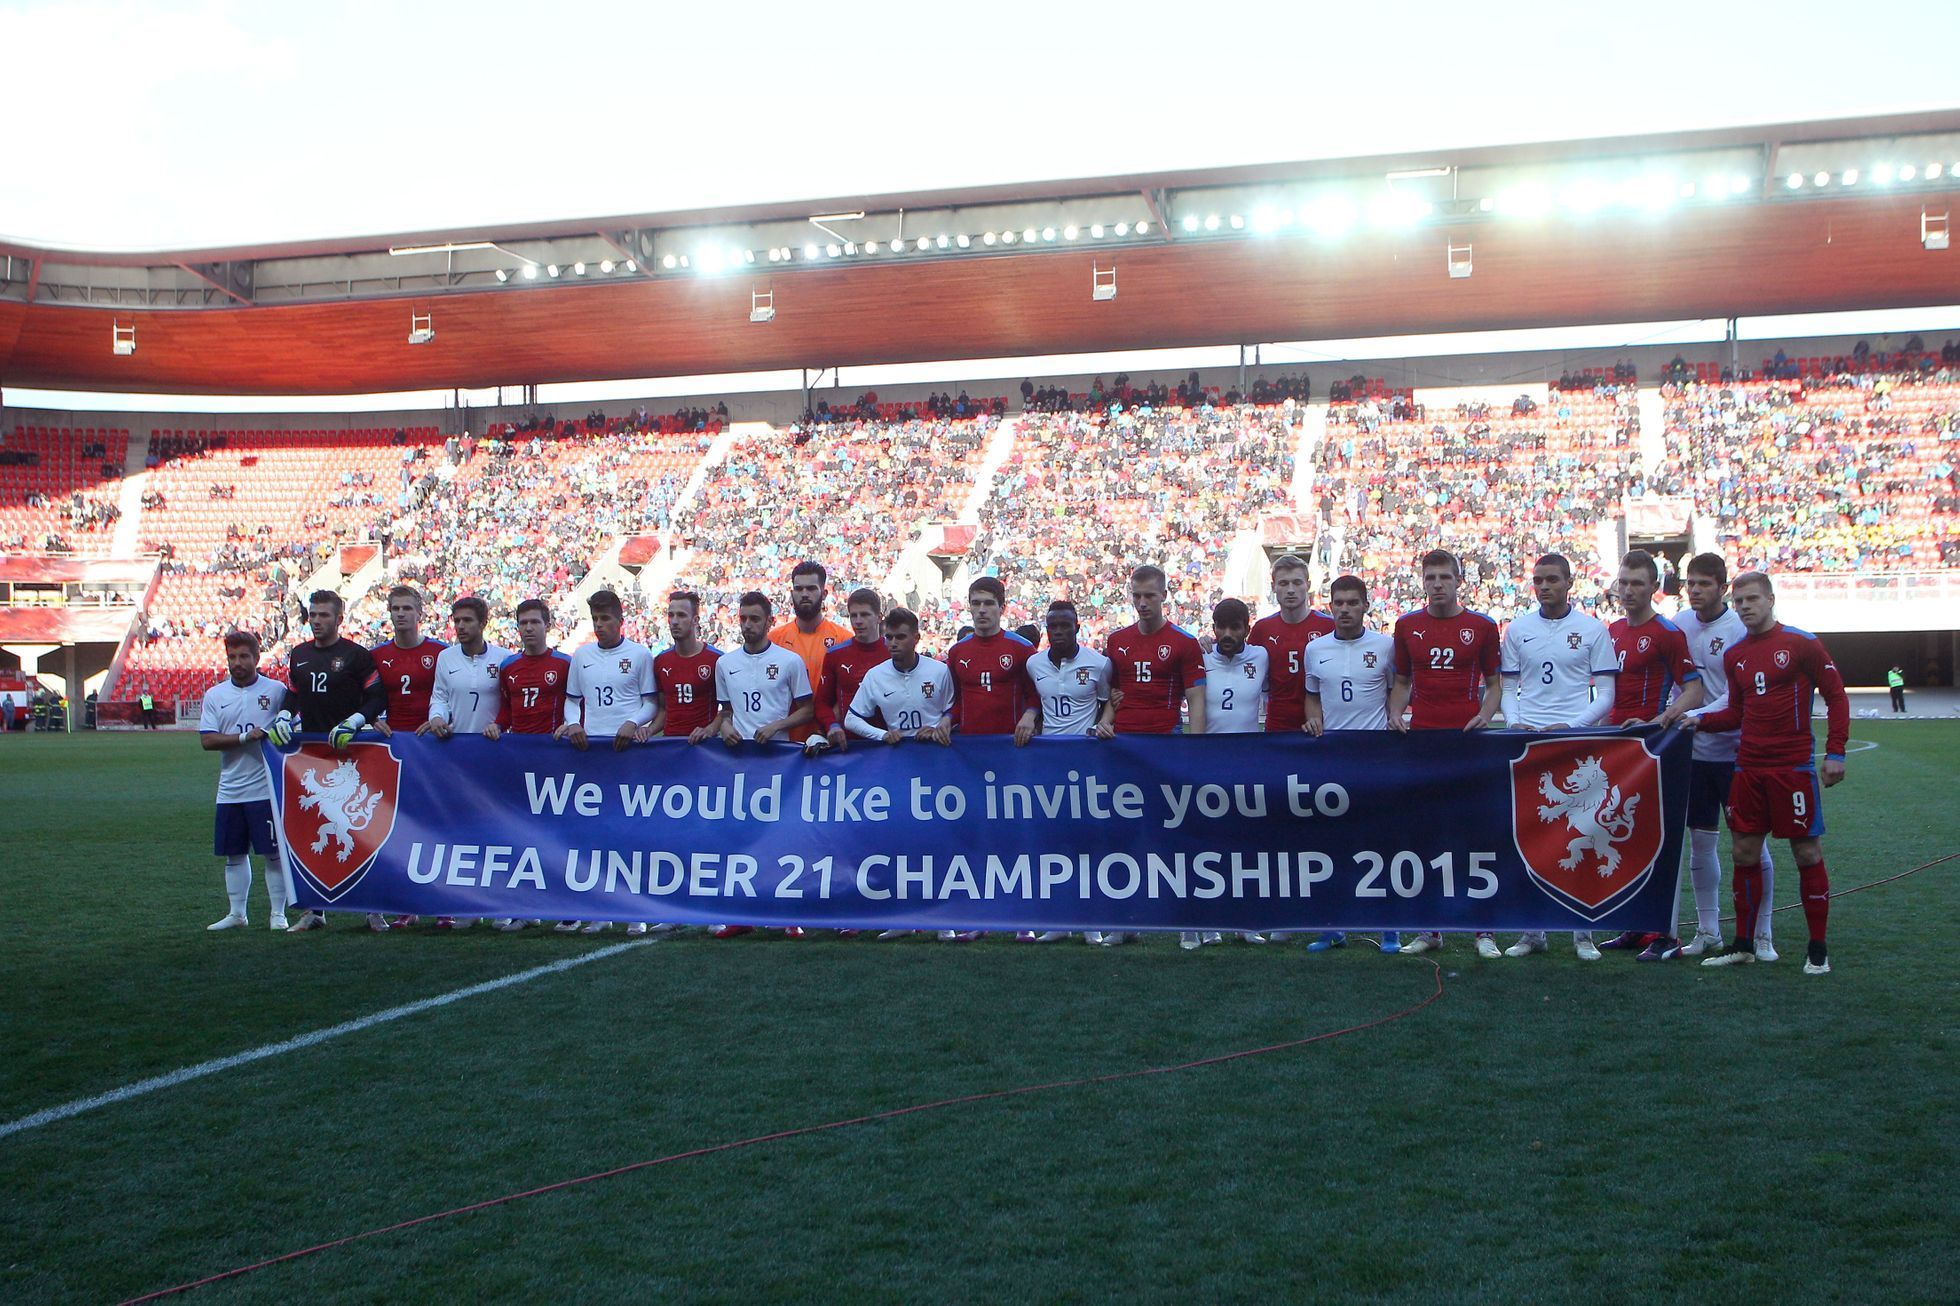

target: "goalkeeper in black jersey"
[268,589,387,931]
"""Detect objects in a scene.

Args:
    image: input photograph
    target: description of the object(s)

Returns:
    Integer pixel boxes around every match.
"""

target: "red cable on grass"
[124,851,1953,1302]
[123,960,1448,1303]
[1690,850,1955,930]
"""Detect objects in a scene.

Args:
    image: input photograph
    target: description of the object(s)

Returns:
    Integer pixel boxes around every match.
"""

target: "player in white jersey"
[705,591,814,745]
[1301,575,1402,954]
[197,631,291,931]
[423,597,511,738]
[1201,598,1270,734]
[1655,552,1776,960]
[846,606,954,742]
[555,589,656,935]
[1187,597,1271,948]
[1015,600,1111,742]
[1499,553,1620,960]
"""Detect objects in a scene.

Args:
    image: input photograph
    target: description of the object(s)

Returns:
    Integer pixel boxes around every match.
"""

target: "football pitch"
[2,728,1955,1303]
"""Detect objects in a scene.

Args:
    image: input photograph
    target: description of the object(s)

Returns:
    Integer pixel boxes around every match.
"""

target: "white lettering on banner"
[405,843,546,889]
[799,774,892,822]
[1158,782,1270,829]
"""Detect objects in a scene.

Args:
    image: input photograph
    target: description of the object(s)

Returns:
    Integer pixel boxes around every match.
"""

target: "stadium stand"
[669,412,1000,647]
[1663,370,1960,573]
[966,403,1298,646]
[0,425,130,555]
[1315,381,1641,616]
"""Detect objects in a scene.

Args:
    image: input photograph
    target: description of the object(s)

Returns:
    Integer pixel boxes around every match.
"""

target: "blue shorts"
[1687,759,1733,830]
[215,800,278,857]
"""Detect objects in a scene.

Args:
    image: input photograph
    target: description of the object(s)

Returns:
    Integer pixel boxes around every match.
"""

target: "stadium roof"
[3,111,1957,395]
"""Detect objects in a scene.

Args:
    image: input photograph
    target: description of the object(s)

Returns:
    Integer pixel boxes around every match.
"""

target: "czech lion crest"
[281,742,400,899]
[1510,736,1663,918]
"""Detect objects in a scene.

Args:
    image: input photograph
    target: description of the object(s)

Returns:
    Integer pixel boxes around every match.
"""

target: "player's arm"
[844,681,895,744]
[1691,660,1745,734]
[1812,642,1851,786]
[353,650,387,727]
[1385,673,1411,733]
[1013,665,1042,746]
[554,662,588,747]
[1559,670,1617,730]
[1181,640,1207,735]
[1497,624,1524,728]
[421,664,453,738]
[637,696,666,744]
[1652,674,1705,727]
[1302,667,1325,737]
[1467,672,1502,731]
[758,695,814,744]
[199,718,264,751]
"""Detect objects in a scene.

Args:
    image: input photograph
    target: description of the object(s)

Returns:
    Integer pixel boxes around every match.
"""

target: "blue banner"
[262,727,1691,933]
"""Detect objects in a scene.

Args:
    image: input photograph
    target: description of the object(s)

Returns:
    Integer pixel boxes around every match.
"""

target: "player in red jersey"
[369,584,445,736]
[947,576,1035,737]
[1686,572,1849,975]
[1598,550,1705,956]
[1249,552,1335,732]
[366,584,445,929]
[1101,565,1206,738]
[487,597,572,933]
[649,591,721,739]
[814,587,890,753]
[1387,549,1502,957]
[495,599,573,737]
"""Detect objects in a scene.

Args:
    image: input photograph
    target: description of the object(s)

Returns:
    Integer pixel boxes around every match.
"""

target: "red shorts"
[1725,767,1825,839]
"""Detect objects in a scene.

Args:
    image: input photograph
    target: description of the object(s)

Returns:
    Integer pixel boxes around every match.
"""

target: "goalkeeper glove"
[328,713,365,749]
[265,710,296,748]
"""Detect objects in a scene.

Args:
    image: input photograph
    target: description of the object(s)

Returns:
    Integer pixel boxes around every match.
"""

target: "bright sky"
[3,0,1955,252]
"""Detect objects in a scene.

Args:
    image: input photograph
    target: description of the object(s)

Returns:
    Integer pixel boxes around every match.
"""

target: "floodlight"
[1874,164,1895,183]
[1478,196,1495,212]
[1812,172,1830,188]
[494,268,509,282]
[955,234,969,248]
[1182,215,1199,232]
[546,264,560,276]
[1135,220,1150,235]
[1841,169,1859,185]
[1786,174,1803,189]
[1042,227,1056,241]
[625,259,636,272]
[936,234,949,248]
[1089,224,1103,238]
[825,243,840,257]
[1304,198,1357,236]
[768,249,781,262]
[1063,225,1078,240]
[844,242,856,255]
[1901,164,1918,181]
[1929,163,1945,180]
[662,254,677,269]
[1022,228,1037,242]
[599,259,615,273]
[522,265,538,279]
[1229,214,1246,230]
[917,237,931,251]
[1203,214,1220,230]
[1497,184,1551,217]
[1002,231,1017,244]
[1562,179,1609,212]
[574,262,587,275]
[983,231,997,245]
[1113,221,1130,236]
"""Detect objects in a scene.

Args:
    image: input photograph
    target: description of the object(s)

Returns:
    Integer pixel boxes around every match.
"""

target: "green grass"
[2,727,1956,1303]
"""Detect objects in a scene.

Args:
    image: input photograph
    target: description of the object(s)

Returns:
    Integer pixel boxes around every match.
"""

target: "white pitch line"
[0,938,653,1142]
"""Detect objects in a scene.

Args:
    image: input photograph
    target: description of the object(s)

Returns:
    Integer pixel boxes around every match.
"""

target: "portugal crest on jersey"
[280,742,400,901]
[1708,636,1725,654]
[1510,736,1663,919]
[766,664,780,680]
[618,657,633,675]
[1567,633,1583,649]
[257,694,272,710]
[1075,668,1091,684]
[1362,652,1378,667]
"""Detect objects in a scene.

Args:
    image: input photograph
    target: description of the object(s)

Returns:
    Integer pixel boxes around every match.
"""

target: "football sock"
[1756,844,1776,942]
[1799,860,1830,943]
[1689,828,1722,935]
[224,856,251,917]
[265,859,290,916]
[1731,861,1763,944]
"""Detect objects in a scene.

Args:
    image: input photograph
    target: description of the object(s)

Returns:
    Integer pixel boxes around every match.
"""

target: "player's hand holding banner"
[261,727,1693,935]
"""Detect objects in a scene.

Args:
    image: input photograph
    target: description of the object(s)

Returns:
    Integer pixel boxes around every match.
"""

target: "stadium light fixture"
[1874,164,1895,184]
[494,268,509,282]
[1022,228,1038,243]
[1786,173,1803,189]
[1042,227,1056,242]
[1367,193,1431,228]
[1001,230,1017,244]
[599,259,615,273]
[1304,197,1357,237]
[1929,163,1945,180]
[1812,172,1830,188]
[546,263,561,276]
[1135,219,1150,235]
[662,254,677,269]
[1901,164,1918,182]
[573,261,586,275]
[1562,179,1609,213]
[1842,169,1859,186]
[1181,214,1199,232]
[843,242,856,255]
[387,240,497,257]
[955,234,970,248]
[982,231,997,245]
[1678,181,1696,199]
[1113,221,1129,236]
[1478,196,1495,212]
[937,234,950,249]
[1203,214,1221,231]
[1496,184,1551,217]
[1063,225,1078,240]
[825,243,840,257]
[1250,205,1278,232]
[767,249,781,262]
[522,265,538,279]
[1089,224,1104,238]
[1703,175,1727,199]
[1729,175,1751,194]
[917,236,931,251]
[804,243,819,258]
[1228,214,1245,230]
[625,259,636,272]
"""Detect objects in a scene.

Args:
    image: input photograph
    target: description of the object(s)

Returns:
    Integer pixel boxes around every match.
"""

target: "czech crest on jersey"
[999,653,1014,670]
[1459,628,1475,645]
[421,653,436,668]
[1157,644,1171,660]
[280,741,400,900]
[1509,736,1664,919]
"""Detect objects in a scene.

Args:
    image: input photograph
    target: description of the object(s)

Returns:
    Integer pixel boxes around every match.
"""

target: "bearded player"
[1387,550,1502,956]
[1687,572,1849,975]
